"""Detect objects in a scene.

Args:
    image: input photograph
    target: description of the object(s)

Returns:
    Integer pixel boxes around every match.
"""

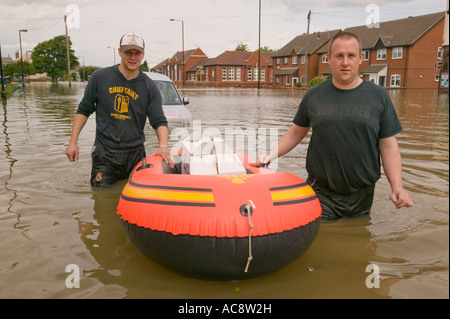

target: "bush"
[307,76,327,88]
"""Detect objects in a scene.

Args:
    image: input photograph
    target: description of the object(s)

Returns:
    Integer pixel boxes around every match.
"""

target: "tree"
[32,35,79,82]
[4,60,35,81]
[78,66,99,81]
[235,42,249,52]
[259,46,275,53]
[140,60,149,72]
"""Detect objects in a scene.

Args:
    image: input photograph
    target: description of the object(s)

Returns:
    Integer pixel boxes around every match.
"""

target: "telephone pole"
[64,15,72,88]
[303,10,311,89]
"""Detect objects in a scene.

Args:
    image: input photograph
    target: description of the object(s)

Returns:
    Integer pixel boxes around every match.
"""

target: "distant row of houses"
[151,11,449,91]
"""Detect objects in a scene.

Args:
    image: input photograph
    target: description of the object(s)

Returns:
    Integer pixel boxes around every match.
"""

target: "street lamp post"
[107,46,116,65]
[19,29,28,87]
[170,18,185,86]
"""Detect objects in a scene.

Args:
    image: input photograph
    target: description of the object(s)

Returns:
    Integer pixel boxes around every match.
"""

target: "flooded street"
[0,82,448,299]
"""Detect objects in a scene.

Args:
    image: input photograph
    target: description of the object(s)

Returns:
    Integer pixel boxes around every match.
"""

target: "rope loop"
[244,200,256,273]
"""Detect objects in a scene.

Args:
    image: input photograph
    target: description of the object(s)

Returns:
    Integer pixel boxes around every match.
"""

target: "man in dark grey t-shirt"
[253,32,413,219]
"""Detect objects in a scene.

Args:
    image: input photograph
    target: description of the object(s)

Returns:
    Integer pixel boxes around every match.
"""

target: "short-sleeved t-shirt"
[293,80,402,195]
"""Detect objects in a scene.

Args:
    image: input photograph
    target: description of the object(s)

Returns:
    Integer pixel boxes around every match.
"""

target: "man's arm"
[253,124,310,166]
[65,113,88,162]
[379,136,413,209]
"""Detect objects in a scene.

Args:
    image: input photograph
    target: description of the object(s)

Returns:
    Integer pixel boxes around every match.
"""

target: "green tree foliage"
[140,60,149,72]
[4,60,35,81]
[78,66,100,81]
[235,42,249,52]
[259,46,275,52]
[32,35,79,82]
[307,76,327,87]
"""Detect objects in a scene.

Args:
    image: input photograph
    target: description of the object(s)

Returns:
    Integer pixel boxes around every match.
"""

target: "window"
[437,47,442,59]
[261,67,265,82]
[390,74,401,87]
[301,55,306,64]
[275,76,280,84]
[283,57,289,65]
[236,67,241,81]
[392,47,403,59]
[276,58,281,65]
[363,50,369,61]
[322,54,328,63]
[300,76,306,85]
[228,67,235,81]
[292,55,299,64]
[205,68,209,81]
[435,74,440,82]
[222,67,227,81]
[248,66,252,81]
[254,67,259,81]
[286,75,291,85]
[377,48,386,60]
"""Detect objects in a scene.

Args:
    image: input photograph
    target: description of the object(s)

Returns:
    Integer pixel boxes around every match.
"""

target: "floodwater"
[0,82,448,300]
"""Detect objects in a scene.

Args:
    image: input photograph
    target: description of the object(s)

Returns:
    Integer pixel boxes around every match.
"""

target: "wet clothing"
[76,65,168,186]
[294,80,402,219]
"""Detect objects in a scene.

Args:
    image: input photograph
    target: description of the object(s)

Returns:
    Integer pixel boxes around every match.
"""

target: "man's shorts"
[307,177,375,220]
[90,144,146,187]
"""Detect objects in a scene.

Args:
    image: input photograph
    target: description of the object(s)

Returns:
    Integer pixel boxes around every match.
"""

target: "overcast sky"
[0,0,447,68]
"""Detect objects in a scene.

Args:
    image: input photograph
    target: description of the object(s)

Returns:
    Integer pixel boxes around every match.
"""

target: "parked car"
[145,72,192,123]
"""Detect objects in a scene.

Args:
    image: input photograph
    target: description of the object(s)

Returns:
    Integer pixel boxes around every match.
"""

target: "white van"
[145,72,192,123]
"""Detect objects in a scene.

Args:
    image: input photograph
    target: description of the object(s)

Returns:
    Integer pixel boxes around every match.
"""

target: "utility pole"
[303,10,311,89]
[0,43,6,103]
[64,15,72,88]
[258,0,261,90]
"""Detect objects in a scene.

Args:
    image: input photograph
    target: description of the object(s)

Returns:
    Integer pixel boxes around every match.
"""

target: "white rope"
[244,200,256,273]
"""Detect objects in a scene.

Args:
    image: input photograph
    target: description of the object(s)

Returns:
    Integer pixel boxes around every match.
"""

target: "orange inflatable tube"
[117,151,321,281]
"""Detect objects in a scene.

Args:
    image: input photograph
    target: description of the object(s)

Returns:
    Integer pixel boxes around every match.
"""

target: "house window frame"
[322,54,328,63]
[362,50,369,61]
[377,48,386,60]
[248,66,252,81]
[228,67,235,81]
[236,67,241,81]
[292,55,299,65]
[392,47,403,59]
[390,74,401,87]
[301,55,306,64]
[222,67,227,81]
[283,57,289,65]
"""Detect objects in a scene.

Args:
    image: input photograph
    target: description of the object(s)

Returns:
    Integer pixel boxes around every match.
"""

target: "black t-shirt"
[77,65,168,151]
[294,80,402,194]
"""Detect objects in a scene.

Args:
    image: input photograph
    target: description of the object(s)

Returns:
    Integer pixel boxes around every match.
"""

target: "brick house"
[438,3,449,93]
[151,48,208,84]
[317,12,446,89]
[272,29,341,88]
[191,50,273,86]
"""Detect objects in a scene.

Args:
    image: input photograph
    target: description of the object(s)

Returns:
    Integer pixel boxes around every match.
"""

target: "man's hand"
[390,188,413,209]
[152,146,175,168]
[65,143,79,162]
[251,154,271,167]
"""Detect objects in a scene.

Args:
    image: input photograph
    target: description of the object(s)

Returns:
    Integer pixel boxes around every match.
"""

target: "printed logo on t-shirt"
[108,86,139,120]
[114,94,130,113]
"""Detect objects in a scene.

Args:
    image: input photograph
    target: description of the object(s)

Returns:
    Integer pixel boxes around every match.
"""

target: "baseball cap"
[120,32,145,53]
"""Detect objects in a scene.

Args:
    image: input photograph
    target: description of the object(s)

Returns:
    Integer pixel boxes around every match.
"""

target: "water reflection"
[0,83,448,299]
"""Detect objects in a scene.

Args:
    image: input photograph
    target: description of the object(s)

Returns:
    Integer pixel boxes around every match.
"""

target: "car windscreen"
[154,80,182,105]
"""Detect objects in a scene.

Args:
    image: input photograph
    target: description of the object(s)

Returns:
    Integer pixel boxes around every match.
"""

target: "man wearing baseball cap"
[65,32,174,186]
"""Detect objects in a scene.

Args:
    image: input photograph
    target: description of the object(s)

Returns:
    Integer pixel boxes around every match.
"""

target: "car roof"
[144,71,173,82]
